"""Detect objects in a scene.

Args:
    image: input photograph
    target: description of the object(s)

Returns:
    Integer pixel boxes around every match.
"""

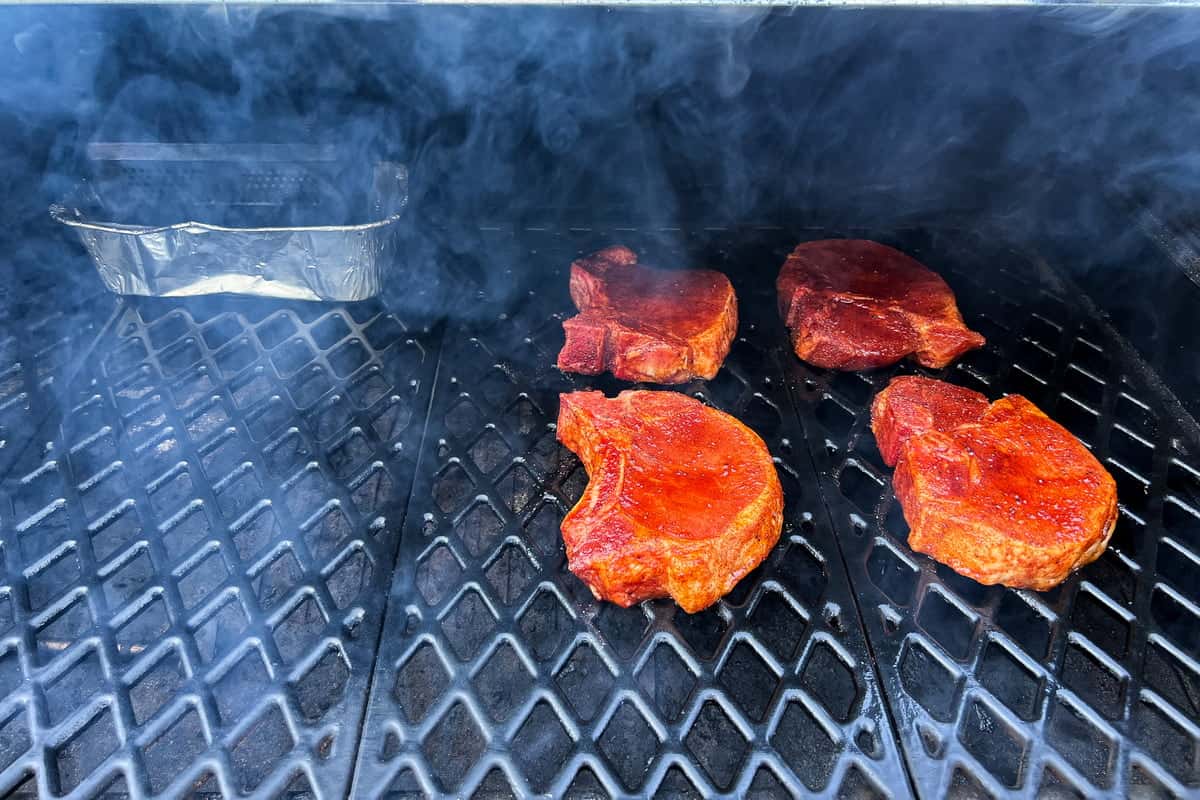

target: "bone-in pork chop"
[777,240,985,370]
[871,376,1117,590]
[558,246,737,384]
[557,390,783,612]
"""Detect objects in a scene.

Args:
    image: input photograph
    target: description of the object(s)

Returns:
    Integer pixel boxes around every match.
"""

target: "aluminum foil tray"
[351,227,911,798]
[51,144,407,302]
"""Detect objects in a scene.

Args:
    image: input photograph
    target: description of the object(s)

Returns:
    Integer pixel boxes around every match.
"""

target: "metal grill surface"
[351,228,910,798]
[780,228,1200,799]
[0,226,1197,798]
[0,292,435,797]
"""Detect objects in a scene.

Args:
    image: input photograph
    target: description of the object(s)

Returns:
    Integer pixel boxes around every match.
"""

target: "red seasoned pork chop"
[871,376,1118,590]
[777,240,985,370]
[558,246,737,384]
[557,390,783,613]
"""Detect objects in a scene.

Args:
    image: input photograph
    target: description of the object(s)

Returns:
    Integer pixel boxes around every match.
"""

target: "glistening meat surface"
[557,390,783,613]
[871,376,1118,590]
[558,246,737,384]
[777,239,985,370]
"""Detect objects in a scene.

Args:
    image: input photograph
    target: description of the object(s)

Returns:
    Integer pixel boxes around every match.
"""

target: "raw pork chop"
[871,376,1118,590]
[557,390,783,612]
[558,246,737,384]
[777,240,985,370]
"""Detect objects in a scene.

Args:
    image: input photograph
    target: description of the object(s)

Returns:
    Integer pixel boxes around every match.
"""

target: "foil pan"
[51,143,407,302]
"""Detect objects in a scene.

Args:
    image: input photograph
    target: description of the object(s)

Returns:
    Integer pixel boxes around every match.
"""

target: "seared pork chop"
[558,246,737,384]
[778,240,984,370]
[871,376,1117,590]
[557,390,783,612]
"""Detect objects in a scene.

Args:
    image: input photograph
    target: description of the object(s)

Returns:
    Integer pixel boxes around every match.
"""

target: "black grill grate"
[1,225,1197,798]
[351,228,910,798]
[0,292,435,797]
[781,228,1200,798]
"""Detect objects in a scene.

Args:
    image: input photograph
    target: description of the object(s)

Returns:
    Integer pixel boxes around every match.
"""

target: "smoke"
[2,5,1200,319]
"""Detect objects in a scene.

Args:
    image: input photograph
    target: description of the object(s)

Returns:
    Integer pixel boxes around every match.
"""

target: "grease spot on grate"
[867,538,918,607]
[1131,695,1198,785]
[1071,589,1132,661]
[327,546,373,611]
[654,765,702,799]
[1062,640,1127,721]
[994,591,1052,661]
[472,767,517,799]
[746,589,806,663]
[596,603,651,661]
[777,539,828,612]
[457,501,505,558]
[673,605,727,661]
[917,589,976,661]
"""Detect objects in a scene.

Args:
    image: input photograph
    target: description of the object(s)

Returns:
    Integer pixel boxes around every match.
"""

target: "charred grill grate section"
[0,293,435,796]
[782,228,1200,798]
[351,228,909,798]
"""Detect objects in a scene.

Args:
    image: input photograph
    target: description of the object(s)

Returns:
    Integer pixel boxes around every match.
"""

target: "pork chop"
[871,376,1118,590]
[777,240,985,370]
[557,390,783,612]
[558,246,738,384]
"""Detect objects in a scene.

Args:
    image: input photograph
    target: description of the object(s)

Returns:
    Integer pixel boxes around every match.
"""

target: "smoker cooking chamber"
[2,5,1200,799]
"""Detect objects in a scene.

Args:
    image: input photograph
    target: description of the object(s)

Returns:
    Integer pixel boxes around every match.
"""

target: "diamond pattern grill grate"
[780,228,1200,799]
[351,228,908,798]
[0,226,1197,798]
[0,292,435,797]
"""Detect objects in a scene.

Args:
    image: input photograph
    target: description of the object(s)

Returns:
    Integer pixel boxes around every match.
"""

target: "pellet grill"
[0,4,1198,799]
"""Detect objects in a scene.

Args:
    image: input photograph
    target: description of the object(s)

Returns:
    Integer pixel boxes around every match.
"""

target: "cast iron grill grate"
[350,227,910,798]
[0,293,435,797]
[780,228,1200,798]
